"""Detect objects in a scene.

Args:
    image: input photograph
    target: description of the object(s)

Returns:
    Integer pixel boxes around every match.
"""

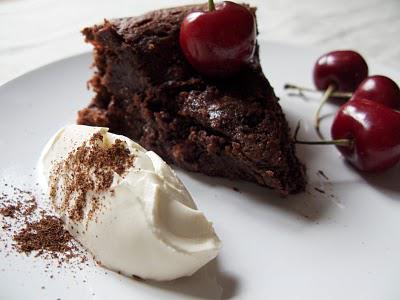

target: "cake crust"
[78,4,306,195]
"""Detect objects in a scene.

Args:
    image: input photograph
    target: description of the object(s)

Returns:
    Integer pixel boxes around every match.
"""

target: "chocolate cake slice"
[77,4,306,195]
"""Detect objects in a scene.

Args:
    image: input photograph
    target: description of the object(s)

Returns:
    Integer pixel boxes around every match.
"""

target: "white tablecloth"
[1,0,400,85]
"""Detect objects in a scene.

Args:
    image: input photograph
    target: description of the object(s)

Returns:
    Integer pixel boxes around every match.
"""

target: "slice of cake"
[77,4,306,195]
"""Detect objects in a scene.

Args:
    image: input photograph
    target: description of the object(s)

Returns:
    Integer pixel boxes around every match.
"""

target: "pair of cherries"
[294,50,400,172]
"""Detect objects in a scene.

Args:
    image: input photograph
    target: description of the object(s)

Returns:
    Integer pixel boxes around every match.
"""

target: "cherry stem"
[293,121,353,147]
[295,139,353,147]
[208,0,216,11]
[284,83,352,98]
[314,84,336,140]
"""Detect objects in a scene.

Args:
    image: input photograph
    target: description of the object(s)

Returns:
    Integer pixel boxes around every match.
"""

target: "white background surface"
[1,0,400,85]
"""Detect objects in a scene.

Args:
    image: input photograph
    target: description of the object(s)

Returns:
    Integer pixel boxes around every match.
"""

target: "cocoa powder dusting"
[0,204,21,218]
[13,216,76,256]
[0,182,89,270]
[0,189,37,219]
[49,133,134,221]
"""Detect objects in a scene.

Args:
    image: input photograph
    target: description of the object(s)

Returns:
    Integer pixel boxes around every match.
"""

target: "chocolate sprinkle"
[317,170,329,180]
[13,216,76,256]
[0,183,89,267]
[49,133,134,221]
[314,187,326,194]
[0,204,21,218]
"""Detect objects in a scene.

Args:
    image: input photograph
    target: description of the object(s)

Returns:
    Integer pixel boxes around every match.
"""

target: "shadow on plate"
[360,164,400,197]
[143,259,239,300]
[183,170,334,222]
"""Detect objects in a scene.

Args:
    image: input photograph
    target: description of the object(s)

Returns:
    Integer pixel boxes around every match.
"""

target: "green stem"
[293,120,353,148]
[295,139,353,147]
[208,0,215,11]
[284,83,352,98]
[314,84,336,140]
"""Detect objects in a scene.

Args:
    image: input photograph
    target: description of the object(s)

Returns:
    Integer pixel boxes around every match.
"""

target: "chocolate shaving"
[13,216,76,256]
[0,204,21,218]
[0,183,88,266]
[49,133,135,221]
[0,189,37,218]
[317,170,329,180]
[314,187,325,194]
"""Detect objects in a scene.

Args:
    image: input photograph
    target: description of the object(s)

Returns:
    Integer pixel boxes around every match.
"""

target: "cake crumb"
[313,187,325,194]
[132,274,143,281]
[317,170,329,180]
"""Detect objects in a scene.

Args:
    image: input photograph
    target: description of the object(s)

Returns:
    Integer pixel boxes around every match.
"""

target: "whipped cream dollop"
[38,125,221,281]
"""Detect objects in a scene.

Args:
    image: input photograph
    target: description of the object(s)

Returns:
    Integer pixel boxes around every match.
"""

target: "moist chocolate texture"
[77,4,306,195]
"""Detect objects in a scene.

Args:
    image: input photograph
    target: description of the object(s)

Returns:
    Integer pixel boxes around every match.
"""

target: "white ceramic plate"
[1,42,400,300]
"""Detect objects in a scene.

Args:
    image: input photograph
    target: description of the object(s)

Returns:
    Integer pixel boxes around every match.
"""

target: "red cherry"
[331,99,400,172]
[313,50,368,92]
[179,1,256,77]
[351,75,400,109]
